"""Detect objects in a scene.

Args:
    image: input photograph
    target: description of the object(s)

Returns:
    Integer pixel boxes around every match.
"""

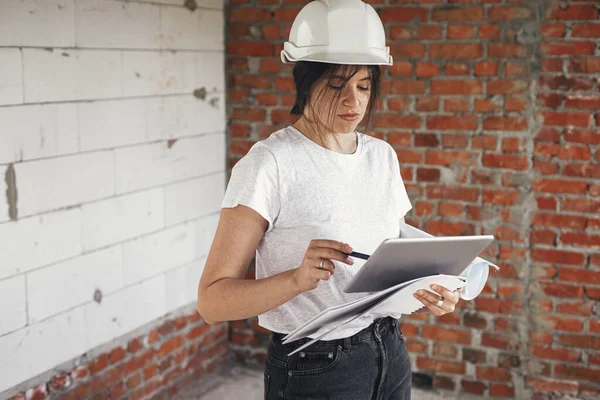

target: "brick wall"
[0,0,227,398]
[226,0,600,398]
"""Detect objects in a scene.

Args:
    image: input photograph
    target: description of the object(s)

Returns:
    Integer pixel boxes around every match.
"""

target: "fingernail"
[413,293,419,298]
[431,285,438,290]
[348,258,354,265]
[417,290,424,296]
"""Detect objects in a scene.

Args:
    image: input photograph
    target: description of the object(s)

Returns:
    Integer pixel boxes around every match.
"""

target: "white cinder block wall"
[0,0,225,394]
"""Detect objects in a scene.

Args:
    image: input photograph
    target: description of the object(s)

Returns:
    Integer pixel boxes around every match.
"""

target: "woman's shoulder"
[251,126,301,155]
[360,132,396,156]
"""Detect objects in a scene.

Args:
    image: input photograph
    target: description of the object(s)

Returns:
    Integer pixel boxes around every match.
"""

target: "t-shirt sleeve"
[391,149,412,219]
[221,143,280,233]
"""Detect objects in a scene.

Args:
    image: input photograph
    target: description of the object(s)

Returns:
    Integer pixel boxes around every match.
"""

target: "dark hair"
[290,61,381,134]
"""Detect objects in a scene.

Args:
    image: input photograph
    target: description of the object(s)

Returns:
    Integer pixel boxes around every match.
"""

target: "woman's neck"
[293,118,358,155]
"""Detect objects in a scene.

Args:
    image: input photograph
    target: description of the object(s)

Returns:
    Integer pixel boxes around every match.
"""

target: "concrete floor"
[172,365,451,400]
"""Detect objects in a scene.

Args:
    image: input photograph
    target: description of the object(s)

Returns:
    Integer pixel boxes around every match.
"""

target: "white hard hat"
[281,0,393,66]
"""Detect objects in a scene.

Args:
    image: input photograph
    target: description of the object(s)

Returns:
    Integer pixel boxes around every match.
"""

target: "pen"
[343,251,370,261]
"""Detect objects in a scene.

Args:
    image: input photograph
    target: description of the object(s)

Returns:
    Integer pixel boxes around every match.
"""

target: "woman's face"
[306,67,372,134]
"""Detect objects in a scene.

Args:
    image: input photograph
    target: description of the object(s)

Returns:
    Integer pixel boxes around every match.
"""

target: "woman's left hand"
[414,284,460,316]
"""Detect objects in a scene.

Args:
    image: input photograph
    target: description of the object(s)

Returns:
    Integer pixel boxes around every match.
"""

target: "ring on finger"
[319,258,324,269]
[435,296,444,308]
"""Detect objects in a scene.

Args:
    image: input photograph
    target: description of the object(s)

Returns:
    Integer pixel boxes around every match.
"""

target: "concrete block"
[76,0,161,49]
[195,213,219,259]
[114,133,225,194]
[0,208,82,280]
[0,48,23,106]
[15,151,114,217]
[122,222,196,285]
[197,51,226,92]
[0,308,85,394]
[0,0,75,47]
[27,246,123,323]
[165,172,225,226]
[0,274,27,336]
[122,50,197,96]
[82,188,164,251]
[122,0,223,9]
[165,258,206,311]
[0,103,78,164]
[23,48,122,103]
[83,273,166,350]
[78,98,148,152]
[146,92,226,142]
[161,7,223,50]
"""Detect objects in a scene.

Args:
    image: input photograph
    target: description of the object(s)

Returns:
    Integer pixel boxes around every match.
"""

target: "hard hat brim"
[281,50,393,66]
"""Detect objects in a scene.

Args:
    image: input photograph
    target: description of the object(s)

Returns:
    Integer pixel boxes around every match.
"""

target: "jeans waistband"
[271,316,398,351]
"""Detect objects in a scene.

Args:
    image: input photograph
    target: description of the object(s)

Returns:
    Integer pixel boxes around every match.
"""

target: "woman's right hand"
[291,239,355,294]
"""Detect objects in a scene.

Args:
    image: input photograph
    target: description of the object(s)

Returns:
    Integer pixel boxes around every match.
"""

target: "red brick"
[271,109,298,124]
[541,23,566,37]
[379,7,428,22]
[489,6,532,21]
[487,80,528,94]
[421,326,471,345]
[532,249,586,266]
[447,25,474,39]
[432,7,484,21]
[433,343,458,358]
[476,366,512,382]
[427,185,479,202]
[71,365,90,382]
[427,116,477,130]
[532,212,586,230]
[541,282,584,299]
[387,97,408,111]
[475,297,521,314]
[482,154,528,170]
[431,80,482,95]
[505,61,527,77]
[390,61,413,76]
[474,99,499,113]
[259,59,280,74]
[557,301,594,317]
[462,380,485,395]
[414,133,439,147]
[261,24,280,40]
[417,25,443,40]
[563,198,600,213]
[490,384,515,398]
[124,349,155,376]
[227,40,273,56]
[390,26,413,40]
[390,43,426,58]
[377,114,422,129]
[526,376,578,395]
[554,364,600,384]
[483,117,527,131]
[234,74,271,89]
[569,57,600,73]
[231,107,266,122]
[415,62,439,77]
[417,357,465,374]
[565,95,600,110]
[229,89,249,103]
[539,75,595,91]
[433,376,454,391]
[109,347,126,364]
[273,9,299,23]
[475,61,498,76]
[441,133,468,148]
[534,178,588,194]
[381,80,426,95]
[559,268,600,284]
[228,22,249,37]
[541,58,563,72]
[388,132,411,146]
[425,221,475,236]
[228,8,271,22]
[546,4,599,20]
[541,41,596,56]
[445,62,470,75]
[396,149,423,164]
[572,23,600,38]
[90,353,109,374]
[483,189,519,206]
[430,43,482,58]
[426,150,477,166]
[558,334,600,349]
[478,24,501,39]
[488,43,526,57]
[534,143,591,160]
[415,97,439,112]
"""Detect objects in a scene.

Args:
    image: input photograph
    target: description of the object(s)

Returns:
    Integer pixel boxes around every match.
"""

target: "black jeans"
[264,317,411,400]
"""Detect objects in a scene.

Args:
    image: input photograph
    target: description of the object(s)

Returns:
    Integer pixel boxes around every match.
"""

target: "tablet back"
[344,235,494,293]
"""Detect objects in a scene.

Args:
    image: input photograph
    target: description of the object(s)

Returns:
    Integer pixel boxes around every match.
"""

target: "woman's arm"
[197,205,302,324]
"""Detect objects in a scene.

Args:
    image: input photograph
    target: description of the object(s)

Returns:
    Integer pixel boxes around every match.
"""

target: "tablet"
[343,235,494,293]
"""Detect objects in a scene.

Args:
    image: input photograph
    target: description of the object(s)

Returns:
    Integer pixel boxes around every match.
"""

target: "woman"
[197,1,460,398]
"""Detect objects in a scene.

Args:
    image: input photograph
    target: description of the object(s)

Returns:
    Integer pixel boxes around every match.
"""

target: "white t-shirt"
[221,126,412,338]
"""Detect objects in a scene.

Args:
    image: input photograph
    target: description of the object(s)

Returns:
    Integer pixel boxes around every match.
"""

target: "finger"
[414,296,444,316]
[415,290,454,313]
[429,284,456,301]
[310,239,352,253]
[315,258,335,274]
[315,268,331,281]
